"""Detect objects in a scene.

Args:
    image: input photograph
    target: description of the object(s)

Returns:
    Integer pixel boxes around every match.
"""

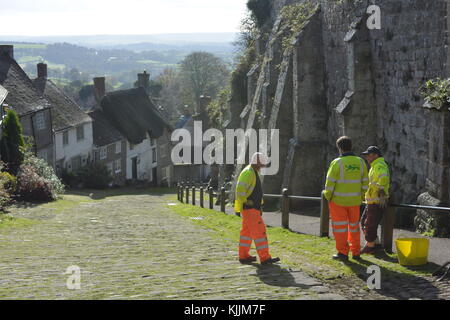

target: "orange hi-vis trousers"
[239,208,271,263]
[329,201,361,256]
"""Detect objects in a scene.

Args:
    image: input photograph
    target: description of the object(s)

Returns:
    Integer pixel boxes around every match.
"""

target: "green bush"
[60,169,81,188]
[0,109,25,175]
[77,162,113,189]
[0,171,17,193]
[419,78,450,110]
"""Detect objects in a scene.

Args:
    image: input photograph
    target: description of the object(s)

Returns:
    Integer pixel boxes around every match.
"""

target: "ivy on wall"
[419,78,450,111]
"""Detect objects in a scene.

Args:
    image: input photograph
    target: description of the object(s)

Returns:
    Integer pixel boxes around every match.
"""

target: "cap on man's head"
[250,152,269,165]
[361,146,382,156]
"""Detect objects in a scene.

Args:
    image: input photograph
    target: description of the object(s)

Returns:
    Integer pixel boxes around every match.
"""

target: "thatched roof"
[100,87,171,145]
[33,77,91,132]
[0,54,50,116]
[88,109,125,147]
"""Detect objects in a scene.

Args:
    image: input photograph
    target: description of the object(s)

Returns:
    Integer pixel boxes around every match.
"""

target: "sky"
[0,0,248,36]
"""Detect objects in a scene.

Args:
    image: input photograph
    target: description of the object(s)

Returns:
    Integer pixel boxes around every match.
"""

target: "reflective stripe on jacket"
[365,157,390,204]
[323,154,369,207]
[234,165,262,213]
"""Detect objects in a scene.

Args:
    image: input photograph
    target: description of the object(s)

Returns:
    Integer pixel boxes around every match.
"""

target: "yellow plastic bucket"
[395,238,429,266]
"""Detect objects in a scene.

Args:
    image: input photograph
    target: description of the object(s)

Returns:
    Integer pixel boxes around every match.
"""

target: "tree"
[156,67,187,126]
[0,110,25,175]
[179,52,230,114]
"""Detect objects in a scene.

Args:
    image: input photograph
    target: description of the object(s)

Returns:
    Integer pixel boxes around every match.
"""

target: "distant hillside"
[0,37,237,90]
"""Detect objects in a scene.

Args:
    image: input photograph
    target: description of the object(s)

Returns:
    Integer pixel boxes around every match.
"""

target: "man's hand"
[378,189,388,209]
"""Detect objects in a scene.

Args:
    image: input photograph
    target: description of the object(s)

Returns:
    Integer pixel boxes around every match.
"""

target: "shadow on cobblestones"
[253,264,322,289]
[343,256,442,300]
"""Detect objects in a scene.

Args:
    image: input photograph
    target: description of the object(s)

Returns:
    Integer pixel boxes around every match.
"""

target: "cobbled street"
[0,193,344,300]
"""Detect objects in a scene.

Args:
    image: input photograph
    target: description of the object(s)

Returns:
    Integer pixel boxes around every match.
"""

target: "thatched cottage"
[91,76,173,186]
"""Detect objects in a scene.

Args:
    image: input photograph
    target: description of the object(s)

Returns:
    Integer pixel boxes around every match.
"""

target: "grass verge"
[0,213,35,229]
[168,202,437,283]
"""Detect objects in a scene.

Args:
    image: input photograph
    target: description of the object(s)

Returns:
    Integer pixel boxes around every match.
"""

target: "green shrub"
[419,78,450,111]
[60,169,81,188]
[0,172,17,193]
[0,109,25,175]
[77,162,113,189]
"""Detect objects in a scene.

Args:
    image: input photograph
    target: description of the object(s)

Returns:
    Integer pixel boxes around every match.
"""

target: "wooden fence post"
[180,183,184,203]
[281,188,290,229]
[220,187,226,213]
[320,193,330,237]
[192,187,196,206]
[209,187,214,209]
[200,187,204,208]
[185,185,190,205]
[381,205,396,253]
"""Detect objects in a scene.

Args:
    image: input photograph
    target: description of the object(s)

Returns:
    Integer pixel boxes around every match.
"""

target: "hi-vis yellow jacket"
[323,154,369,207]
[234,165,262,213]
[365,157,390,204]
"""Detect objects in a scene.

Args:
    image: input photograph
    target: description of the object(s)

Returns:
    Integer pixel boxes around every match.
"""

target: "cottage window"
[129,143,135,150]
[116,141,121,154]
[76,125,84,141]
[35,112,46,130]
[114,159,122,174]
[63,131,69,146]
[107,162,113,174]
[71,156,82,172]
[160,144,167,159]
[152,148,157,163]
[100,147,107,160]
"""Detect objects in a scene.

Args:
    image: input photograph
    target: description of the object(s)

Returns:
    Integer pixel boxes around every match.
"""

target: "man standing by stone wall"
[323,136,369,261]
[235,152,280,265]
[360,146,390,255]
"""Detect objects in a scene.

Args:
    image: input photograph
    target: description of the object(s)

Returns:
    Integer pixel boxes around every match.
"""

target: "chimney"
[93,77,106,101]
[0,45,14,59]
[37,63,47,78]
[137,70,150,94]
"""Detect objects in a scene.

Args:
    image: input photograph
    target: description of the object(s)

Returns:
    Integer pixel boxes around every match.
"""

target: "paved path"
[0,193,344,300]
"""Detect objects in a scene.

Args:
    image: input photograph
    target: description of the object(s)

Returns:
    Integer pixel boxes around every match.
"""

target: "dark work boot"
[239,256,257,264]
[332,253,349,261]
[261,257,281,265]
[360,246,376,255]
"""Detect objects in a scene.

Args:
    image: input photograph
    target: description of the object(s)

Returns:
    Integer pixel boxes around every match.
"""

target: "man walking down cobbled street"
[235,152,280,265]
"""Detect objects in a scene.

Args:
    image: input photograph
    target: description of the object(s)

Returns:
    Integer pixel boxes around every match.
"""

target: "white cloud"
[0,0,248,36]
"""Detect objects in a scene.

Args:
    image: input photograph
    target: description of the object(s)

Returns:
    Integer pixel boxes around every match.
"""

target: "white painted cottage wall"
[126,134,157,181]
[55,121,93,168]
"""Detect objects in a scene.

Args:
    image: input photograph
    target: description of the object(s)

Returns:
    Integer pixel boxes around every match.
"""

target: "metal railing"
[176,181,450,253]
